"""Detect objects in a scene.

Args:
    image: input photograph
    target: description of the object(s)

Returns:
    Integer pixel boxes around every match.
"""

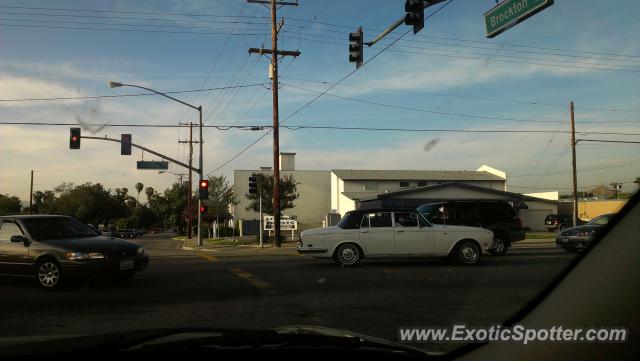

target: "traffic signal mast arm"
[364,0,446,47]
[81,135,200,173]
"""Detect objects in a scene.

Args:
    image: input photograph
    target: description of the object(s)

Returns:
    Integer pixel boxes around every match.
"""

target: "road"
[0,233,576,351]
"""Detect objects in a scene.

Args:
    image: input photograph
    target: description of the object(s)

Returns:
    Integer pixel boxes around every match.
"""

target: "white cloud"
[0,75,85,106]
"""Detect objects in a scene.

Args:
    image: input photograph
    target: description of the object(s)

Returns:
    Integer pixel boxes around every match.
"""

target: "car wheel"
[113,271,136,283]
[489,238,508,256]
[453,241,481,265]
[334,243,361,267]
[36,259,62,290]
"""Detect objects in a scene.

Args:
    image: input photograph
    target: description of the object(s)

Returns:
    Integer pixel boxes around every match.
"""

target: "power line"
[283,34,640,74]
[280,82,637,124]
[509,158,640,178]
[279,75,640,114]
[507,178,638,191]
[0,22,268,36]
[0,83,266,102]
[6,3,639,61]
[3,121,640,137]
[0,5,268,18]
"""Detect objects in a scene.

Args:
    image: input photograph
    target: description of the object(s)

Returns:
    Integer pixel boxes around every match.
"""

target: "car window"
[21,217,98,241]
[394,212,418,227]
[0,221,23,241]
[363,212,392,228]
[589,215,611,225]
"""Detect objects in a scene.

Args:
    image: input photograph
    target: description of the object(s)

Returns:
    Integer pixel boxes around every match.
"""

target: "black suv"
[544,214,586,231]
[417,200,525,256]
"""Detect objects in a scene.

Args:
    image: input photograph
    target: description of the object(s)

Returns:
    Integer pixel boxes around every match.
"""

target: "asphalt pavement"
[0,233,577,352]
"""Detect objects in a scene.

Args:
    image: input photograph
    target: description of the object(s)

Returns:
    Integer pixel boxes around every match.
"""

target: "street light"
[110,80,205,246]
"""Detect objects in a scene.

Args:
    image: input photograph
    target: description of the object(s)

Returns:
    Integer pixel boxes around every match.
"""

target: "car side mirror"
[10,235,28,245]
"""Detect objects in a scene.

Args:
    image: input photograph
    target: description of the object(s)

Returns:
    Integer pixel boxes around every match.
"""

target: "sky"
[1,0,639,204]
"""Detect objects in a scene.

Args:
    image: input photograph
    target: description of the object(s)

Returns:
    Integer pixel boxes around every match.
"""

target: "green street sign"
[484,0,553,38]
[137,160,169,170]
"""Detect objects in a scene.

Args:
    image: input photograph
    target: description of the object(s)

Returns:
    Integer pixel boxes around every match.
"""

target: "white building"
[232,153,519,231]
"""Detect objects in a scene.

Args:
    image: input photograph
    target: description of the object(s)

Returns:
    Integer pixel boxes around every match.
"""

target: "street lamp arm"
[112,82,200,111]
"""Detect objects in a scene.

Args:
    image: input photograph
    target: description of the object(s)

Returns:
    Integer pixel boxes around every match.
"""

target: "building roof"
[331,169,505,181]
[360,182,557,204]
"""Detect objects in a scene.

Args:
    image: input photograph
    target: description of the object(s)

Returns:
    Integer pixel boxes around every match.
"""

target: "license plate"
[119,260,135,270]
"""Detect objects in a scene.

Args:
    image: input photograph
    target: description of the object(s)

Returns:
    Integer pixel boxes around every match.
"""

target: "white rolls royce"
[298,208,494,266]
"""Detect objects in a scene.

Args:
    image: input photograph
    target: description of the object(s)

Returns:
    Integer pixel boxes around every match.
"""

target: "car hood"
[42,236,139,253]
[0,326,432,356]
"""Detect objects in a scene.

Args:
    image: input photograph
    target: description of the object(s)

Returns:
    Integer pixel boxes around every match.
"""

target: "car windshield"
[0,0,637,356]
[21,218,99,241]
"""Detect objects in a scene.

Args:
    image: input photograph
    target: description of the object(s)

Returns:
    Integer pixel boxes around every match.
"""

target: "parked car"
[555,213,615,252]
[0,215,149,289]
[544,214,587,232]
[298,208,493,266]
[118,229,136,238]
[416,200,525,256]
[134,229,145,236]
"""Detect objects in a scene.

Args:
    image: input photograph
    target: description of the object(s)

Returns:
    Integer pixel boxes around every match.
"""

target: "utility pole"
[29,170,33,214]
[259,176,263,248]
[179,122,197,239]
[570,101,578,227]
[248,0,300,247]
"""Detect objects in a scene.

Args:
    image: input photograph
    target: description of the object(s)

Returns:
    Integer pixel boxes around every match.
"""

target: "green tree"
[0,194,21,215]
[203,175,237,238]
[245,174,299,215]
[135,182,144,202]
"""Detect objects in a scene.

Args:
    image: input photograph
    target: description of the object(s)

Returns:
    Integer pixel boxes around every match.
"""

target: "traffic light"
[348,26,364,68]
[199,204,208,214]
[405,0,424,34]
[198,179,209,200]
[69,127,81,149]
[249,176,257,194]
[121,134,132,155]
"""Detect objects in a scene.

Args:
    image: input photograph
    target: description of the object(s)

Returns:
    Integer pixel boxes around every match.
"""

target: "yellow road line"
[197,252,219,262]
[228,267,274,291]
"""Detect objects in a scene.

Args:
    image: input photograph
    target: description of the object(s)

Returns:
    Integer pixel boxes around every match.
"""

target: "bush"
[219,226,239,237]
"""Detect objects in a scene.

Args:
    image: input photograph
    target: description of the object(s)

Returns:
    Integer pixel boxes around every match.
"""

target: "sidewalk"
[181,238,299,256]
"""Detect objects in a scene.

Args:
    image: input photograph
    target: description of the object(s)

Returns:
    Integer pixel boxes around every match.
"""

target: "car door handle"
[442,232,448,235]
[361,231,370,234]
[396,230,405,233]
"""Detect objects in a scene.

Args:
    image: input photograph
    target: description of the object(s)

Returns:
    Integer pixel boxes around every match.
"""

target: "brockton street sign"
[484,0,554,38]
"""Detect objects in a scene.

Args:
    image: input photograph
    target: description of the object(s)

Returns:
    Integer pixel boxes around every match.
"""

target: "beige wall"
[578,200,626,220]
[233,170,331,228]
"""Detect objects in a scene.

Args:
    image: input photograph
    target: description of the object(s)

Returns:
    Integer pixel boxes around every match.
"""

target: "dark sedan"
[555,213,614,252]
[0,215,149,289]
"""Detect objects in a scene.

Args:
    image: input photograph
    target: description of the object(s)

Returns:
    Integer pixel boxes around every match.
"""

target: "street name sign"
[484,0,553,38]
[137,160,169,170]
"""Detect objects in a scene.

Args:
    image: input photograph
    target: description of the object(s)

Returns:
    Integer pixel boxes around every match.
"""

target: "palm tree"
[135,182,144,202]
[144,187,155,205]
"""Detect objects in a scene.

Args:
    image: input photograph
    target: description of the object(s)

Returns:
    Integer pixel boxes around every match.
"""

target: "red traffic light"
[198,179,209,200]
[70,127,81,149]
[199,205,208,213]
